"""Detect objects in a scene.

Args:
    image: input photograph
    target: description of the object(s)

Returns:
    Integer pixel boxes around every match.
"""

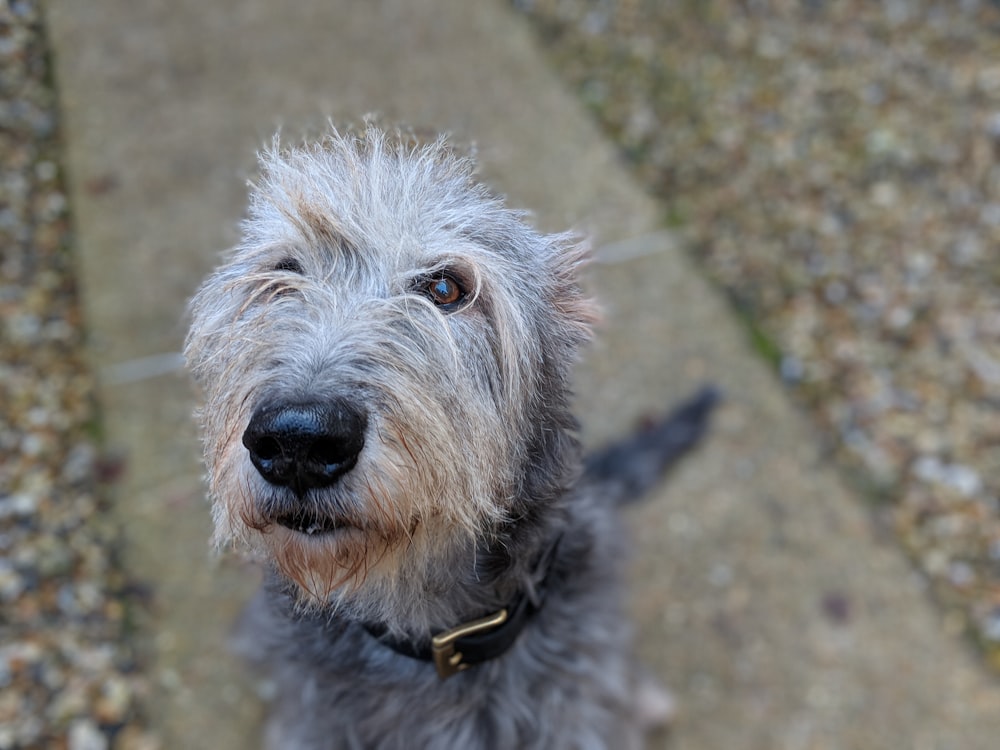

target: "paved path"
[46,1,1000,748]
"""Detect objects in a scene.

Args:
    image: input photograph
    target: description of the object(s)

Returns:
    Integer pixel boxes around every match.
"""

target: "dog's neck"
[271,492,569,645]
[379,503,568,638]
[359,527,565,677]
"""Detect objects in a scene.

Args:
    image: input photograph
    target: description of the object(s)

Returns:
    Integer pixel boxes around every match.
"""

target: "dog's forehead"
[250,145,543,272]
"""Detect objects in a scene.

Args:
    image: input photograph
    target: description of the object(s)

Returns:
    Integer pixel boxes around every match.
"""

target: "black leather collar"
[363,535,562,679]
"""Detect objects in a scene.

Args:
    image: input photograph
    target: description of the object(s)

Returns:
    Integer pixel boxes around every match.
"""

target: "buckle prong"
[431,608,508,679]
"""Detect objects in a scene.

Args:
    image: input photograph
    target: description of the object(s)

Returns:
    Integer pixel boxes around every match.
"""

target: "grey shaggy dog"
[185,126,716,750]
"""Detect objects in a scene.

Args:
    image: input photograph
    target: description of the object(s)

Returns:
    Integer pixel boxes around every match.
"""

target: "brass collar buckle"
[431,608,509,679]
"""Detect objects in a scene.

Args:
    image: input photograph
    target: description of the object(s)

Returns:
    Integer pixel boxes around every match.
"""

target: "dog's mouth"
[273,510,346,536]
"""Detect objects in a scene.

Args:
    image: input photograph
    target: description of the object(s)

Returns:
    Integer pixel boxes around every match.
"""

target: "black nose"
[242,399,367,494]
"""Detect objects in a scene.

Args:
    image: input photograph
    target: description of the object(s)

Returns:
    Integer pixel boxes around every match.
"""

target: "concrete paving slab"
[45,0,1000,748]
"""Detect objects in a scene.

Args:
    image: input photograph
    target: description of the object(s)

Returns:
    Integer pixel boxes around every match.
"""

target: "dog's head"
[184,126,596,618]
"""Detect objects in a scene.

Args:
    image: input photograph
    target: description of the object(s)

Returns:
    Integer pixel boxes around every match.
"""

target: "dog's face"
[184,128,595,611]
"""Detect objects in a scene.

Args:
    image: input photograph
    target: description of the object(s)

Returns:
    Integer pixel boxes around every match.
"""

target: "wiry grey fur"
[185,126,714,749]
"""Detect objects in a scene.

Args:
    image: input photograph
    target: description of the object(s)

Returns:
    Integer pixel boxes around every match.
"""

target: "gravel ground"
[0,3,154,748]
[514,0,1000,668]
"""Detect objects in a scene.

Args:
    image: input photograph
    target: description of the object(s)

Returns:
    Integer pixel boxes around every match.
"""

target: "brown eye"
[274,258,303,274]
[424,274,466,310]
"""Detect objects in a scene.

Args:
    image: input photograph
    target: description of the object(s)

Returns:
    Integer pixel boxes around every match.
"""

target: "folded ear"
[545,232,601,346]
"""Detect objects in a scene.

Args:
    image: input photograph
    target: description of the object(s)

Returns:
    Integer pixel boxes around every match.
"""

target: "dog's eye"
[274,258,303,274]
[423,274,466,310]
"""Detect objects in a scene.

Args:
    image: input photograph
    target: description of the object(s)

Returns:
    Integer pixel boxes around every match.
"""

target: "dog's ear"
[545,232,601,344]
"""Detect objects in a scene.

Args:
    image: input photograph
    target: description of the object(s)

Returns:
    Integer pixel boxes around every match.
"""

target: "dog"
[185,125,716,749]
